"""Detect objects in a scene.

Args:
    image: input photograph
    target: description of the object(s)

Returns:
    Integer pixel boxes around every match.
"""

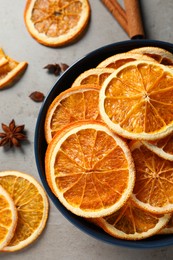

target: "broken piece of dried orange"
[0,48,28,90]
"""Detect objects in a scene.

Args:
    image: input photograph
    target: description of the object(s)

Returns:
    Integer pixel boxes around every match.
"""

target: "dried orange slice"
[130,141,173,214]
[44,85,101,143]
[0,48,28,90]
[0,185,17,250]
[142,134,173,161]
[45,120,135,218]
[0,171,49,252]
[71,68,115,87]
[129,46,173,65]
[99,60,173,141]
[24,0,90,47]
[97,53,157,69]
[95,197,170,240]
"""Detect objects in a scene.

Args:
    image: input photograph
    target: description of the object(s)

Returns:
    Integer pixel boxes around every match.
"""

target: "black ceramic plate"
[34,39,173,249]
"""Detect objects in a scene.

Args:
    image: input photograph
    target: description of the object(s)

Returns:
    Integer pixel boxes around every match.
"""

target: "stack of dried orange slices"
[44,46,173,241]
[0,170,49,252]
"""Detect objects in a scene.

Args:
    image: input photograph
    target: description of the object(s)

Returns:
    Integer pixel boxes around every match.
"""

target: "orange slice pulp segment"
[128,46,173,65]
[71,68,115,87]
[142,133,173,161]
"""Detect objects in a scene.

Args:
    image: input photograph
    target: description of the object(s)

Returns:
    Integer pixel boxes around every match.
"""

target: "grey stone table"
[0,1,173,259]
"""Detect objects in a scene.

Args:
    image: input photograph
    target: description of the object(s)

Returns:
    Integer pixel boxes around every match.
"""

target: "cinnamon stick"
[123,0,145,39]
[110,0,126,21]
[101,0,129,35]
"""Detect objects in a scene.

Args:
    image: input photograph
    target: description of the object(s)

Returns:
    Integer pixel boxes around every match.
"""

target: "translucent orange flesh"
[164,215,173,229]
[104,58,136,69]
[104,198,161,234]
[138,52,173,66]
[132,144,173,208]
[0,176,44,246]
[0,195,13,243]
[31,0,82,37]
[51,90,101,138]
[154,134,173,155]
[54,128,130,211]
[79,72,113,85]
[0,57,18,80]
[105,63,173,133]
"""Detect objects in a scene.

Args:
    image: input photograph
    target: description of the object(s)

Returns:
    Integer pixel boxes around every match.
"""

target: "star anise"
[29,91,45,102]
[44,63,69,76]
[0,119,26,148]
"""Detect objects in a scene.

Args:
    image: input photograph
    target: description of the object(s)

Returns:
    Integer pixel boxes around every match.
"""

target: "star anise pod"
[29,91,45,102]
[0,119,26,148]
[44,63,69,76]
[59,63,69,72]
[44,63,61,76]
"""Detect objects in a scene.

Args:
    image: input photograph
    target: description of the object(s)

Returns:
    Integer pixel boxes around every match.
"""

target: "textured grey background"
[0,0,173,259]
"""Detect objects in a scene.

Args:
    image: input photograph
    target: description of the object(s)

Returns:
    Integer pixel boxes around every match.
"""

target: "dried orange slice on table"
[0,171,49,252]
[130,141,173,214]
[45,120,135,218]
[99,60,173,141]
[0,48,28,90]
[44,85,102,143]
[24,0,91,47]
[95,197,170,240]
[0,185,17,250]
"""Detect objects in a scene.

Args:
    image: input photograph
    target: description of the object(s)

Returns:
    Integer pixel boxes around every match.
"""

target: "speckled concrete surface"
[0,1,173,259]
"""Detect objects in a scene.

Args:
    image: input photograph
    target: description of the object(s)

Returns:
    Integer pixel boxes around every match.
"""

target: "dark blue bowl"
[34,39,173,249]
